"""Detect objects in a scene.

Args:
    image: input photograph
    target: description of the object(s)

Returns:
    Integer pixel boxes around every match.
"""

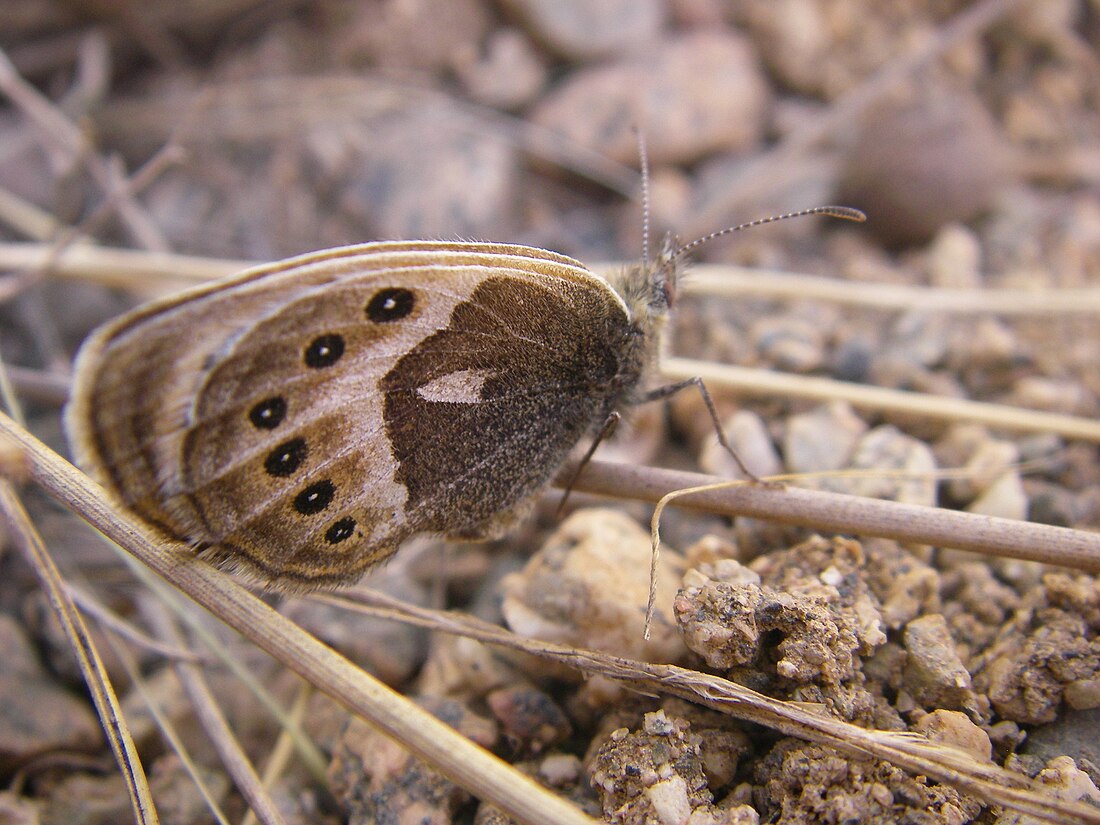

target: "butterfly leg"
[556,411,621,517]
[637,377,765,483]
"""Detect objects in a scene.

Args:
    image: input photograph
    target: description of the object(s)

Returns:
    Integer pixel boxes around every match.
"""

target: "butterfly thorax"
[605,250,681,407]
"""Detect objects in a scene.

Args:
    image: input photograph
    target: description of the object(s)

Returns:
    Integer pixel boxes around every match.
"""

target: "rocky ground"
[1,2,1099,824]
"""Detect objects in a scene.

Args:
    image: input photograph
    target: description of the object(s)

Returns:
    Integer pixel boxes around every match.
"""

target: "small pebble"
[912,709,992,761]
[966,470,1028,521]
[827,425,938,507]
[783,401,867,474]
[502,0,665,60]
[332,104,520,240]
[902,614,982,717]
[453,27,547,109]
[499,509,688,667]
[925,223,983,289]
[699,409,781,480]
[0,615,101,768]
[837,90,1015,246]
[749,315,825,373]
[530,31,768,164]
[947,438,1020,503]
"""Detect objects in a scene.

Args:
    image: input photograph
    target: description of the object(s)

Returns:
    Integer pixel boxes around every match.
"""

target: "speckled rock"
[588,709,754,825]
[500,509,688,667]
[972,574,1100,725]
[530,31,767,164]
[991,756,1100,825]
[502,0,665,60]
[902,614,984,718]
[487,686,572,754]
[325,103,520,240]
[676,537,893,724]
[329,697,497,825]
[755,740,982,824]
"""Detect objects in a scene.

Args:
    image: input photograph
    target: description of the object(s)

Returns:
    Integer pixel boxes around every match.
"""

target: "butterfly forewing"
[68,242,637,587]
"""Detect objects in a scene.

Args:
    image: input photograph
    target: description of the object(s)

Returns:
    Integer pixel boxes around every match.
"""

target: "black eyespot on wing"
[325,517,356,544]
[366,288,415,323]
[264,438,307,477]
[304,334,345,368]
[249,396,287,429]
[294,479,335,515]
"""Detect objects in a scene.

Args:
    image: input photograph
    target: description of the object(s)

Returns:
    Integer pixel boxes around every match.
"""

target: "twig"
[662,357,1100,443]
[558,459,1100,574]
[672,264,1100,315]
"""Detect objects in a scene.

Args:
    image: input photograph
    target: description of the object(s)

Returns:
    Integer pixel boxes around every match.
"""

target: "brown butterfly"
[66,211,862,589]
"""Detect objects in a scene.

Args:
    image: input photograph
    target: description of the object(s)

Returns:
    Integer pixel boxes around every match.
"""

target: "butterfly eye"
[294,479,335,515]
[366,287,415,323]
[304,334,345,368]
[249,396,287,429]
[325,517,357,544]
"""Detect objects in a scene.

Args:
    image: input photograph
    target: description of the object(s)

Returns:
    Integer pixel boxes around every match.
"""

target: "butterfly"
[66,212,862,590]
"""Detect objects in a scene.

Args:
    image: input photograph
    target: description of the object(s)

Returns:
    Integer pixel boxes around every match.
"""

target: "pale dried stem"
[662,357,1100,443]
[0,45,168,250]
[141,597,287,825]
[559,459,1100,574]
[0,411,599,825]
[327,589,1100,825]
[240,684,314,825]
[674,265,1100,315]
[66,583,206,663]
[106,634,232,825]
[0,478,157,825]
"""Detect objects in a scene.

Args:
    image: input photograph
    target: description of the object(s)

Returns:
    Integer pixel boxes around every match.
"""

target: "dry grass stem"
[240,684,315,825]
[66,582,207,663]
[141,597,286,825]
[561,459,1100,574]
[678,265,1100,315]
[0,411,600,825]
[107,634,231,825]
[0,478,156,825]
[662,357,1100,443]
[331,589,1100,825]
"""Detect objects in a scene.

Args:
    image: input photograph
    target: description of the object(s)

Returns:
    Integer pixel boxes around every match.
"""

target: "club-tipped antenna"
[674,206,866,261]
[635,127,652,272]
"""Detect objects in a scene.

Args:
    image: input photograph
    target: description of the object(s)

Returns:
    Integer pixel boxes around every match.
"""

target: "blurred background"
[2,4,1100,824]
[3,0,1097,263]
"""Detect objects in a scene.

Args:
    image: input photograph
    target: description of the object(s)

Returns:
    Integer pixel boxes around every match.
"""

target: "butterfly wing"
[67,242,638,588]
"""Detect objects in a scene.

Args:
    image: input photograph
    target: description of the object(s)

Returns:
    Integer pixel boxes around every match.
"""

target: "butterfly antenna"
[635,127,652,271]
[674,206,866,261]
